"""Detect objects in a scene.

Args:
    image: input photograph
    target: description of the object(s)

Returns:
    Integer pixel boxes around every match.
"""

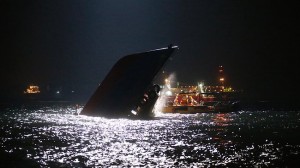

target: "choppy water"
[1,103,300,167]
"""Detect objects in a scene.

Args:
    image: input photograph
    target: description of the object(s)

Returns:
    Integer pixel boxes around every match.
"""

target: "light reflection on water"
[1,104,300,167]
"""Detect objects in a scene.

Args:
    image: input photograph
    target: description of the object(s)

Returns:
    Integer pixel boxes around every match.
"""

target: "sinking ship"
[81,45,178,118]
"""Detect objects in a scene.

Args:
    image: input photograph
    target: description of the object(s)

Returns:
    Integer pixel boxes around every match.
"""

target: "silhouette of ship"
[81,45,178,118]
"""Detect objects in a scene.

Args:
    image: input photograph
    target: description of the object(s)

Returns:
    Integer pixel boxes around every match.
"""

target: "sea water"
[0,102,300,167]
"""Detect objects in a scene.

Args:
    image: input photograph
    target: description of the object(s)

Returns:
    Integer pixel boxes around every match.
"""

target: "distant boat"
[24,85,41,94]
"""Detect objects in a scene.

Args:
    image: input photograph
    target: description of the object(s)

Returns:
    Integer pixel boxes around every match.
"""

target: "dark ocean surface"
[0,102,300,167]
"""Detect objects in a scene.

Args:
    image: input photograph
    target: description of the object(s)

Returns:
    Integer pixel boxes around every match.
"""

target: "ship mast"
[218,65,225,87]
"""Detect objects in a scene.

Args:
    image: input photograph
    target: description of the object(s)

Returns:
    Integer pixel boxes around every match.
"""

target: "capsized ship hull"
[81,45,178,118]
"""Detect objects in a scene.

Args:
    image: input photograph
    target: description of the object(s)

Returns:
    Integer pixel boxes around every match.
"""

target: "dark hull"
[81,46,178,117]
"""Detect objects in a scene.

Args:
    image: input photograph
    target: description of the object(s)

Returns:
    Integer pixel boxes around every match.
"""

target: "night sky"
[1,0,299,102]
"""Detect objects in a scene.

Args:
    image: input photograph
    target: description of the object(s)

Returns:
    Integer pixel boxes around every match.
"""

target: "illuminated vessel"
[22,85,41,101]
[157,66,240,113]
[24,85,40,94]
[158,90,240,114]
